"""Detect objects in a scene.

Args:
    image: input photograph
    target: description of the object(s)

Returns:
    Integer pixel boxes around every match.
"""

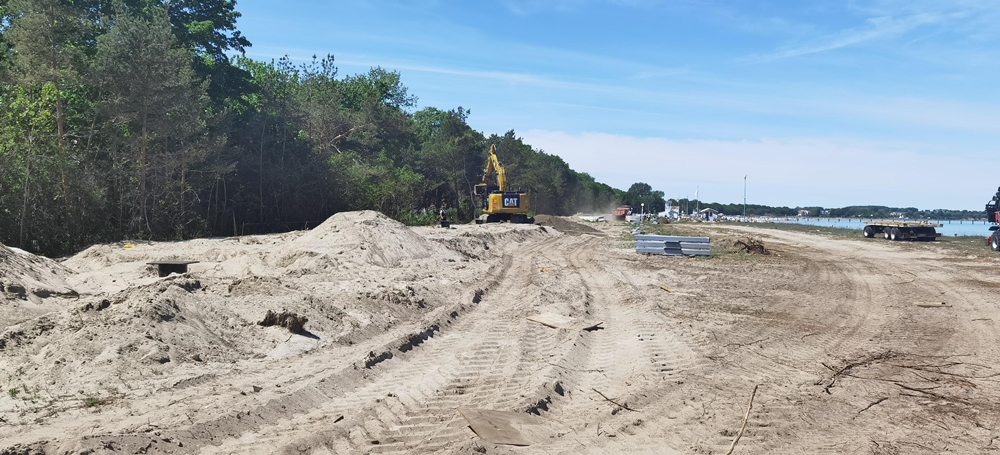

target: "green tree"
[417,107,483,220]
[93,3,211,238]
[623,182,665,213]
[6,0,89,201]
[0,2,15,81]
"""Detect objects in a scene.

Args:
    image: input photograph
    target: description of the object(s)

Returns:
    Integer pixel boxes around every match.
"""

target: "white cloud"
[519,130,990,209]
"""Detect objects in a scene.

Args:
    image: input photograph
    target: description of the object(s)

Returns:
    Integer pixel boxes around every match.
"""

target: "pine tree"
[93,2,210,238]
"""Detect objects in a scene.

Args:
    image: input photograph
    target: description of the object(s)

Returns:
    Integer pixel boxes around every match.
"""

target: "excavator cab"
[987,186,1000,225]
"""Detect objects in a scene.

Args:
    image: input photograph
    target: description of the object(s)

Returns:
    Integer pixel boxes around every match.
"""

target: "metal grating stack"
[635,235,711,256]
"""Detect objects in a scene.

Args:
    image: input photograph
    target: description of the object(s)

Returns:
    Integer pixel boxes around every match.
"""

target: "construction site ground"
[3,211,1000,454]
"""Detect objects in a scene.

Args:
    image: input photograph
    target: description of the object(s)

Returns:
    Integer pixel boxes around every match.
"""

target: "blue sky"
[234,0,1000,210]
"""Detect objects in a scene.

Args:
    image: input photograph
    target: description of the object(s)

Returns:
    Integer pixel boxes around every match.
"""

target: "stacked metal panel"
[635,235,711,256]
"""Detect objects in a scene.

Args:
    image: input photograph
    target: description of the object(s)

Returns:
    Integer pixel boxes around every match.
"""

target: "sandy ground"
[3,211,1000,454]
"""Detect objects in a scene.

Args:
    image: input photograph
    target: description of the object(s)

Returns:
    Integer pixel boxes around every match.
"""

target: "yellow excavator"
[474,144,533,224]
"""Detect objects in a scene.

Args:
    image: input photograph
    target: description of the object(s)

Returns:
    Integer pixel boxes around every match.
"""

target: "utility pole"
[695,186,700,213]
[743,175,747,219]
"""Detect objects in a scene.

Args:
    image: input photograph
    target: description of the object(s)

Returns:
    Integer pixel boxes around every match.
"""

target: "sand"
[3,211,1000,454]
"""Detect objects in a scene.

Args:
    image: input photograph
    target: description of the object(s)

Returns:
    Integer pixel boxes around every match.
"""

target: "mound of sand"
[0,243,75,300]
[286,210,460,268]
[534,215,602,236]
[0,210,554,435]
[424,223,553,260]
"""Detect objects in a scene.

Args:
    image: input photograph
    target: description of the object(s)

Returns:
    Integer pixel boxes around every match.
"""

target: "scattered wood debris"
[592,388,638,412]
[734,236,770,255]
[527,313,574,329]
[725,384,759,455]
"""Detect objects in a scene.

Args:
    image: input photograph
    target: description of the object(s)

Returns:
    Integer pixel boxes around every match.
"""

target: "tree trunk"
[19,132,34,249]
[180,152,187,239]
[141,110,149,234]
[259,121,266,224]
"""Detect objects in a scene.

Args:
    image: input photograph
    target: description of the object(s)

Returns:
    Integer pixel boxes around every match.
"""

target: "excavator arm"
[482,144,506,191]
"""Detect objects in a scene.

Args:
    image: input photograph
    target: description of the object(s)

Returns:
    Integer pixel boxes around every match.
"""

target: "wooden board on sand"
[458,408,548,446]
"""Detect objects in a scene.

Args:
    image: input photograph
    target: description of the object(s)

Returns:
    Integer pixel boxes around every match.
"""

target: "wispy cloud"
[629,67,693,80]
[501,0,661,15]
[502,0,592,15]
[255,49,1000,138]
[745,12,941,62]
[336,58,548,84]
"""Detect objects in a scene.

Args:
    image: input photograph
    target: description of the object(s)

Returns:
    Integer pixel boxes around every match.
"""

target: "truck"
[474,144,533,224]
[986,187,1000,250]
[612,206,632,221]
[862,221,941,241]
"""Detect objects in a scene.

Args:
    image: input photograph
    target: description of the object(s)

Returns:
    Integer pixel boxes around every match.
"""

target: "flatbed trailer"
[862,221,942,241]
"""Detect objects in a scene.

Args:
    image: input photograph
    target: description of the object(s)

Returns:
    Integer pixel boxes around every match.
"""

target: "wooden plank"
[527,313,574,329]
[458,408,545,446]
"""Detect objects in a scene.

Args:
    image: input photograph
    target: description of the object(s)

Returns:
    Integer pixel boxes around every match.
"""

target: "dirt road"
[4,215,1000,454]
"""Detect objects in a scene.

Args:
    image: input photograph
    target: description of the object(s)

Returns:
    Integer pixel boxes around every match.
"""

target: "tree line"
[0,0,620,256]
[687,202,985,220]
[824,206,984,220]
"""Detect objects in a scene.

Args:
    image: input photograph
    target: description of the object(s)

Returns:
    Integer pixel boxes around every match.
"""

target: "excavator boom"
[483,144,506,191]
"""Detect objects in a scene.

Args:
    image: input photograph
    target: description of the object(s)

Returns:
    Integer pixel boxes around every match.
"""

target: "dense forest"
[0,0,621,256]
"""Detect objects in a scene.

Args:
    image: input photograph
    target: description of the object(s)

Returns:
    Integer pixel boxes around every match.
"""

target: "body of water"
[771,218,993,237]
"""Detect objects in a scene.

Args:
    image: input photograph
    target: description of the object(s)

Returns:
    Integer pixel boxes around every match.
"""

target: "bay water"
[773,218,993,237]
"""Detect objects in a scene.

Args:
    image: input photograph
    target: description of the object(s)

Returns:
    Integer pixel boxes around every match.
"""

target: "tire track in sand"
[523,235,704,454]
[199,234,592,454]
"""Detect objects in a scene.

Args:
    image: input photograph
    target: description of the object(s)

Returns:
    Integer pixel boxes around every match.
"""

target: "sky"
[233,0,1000,210]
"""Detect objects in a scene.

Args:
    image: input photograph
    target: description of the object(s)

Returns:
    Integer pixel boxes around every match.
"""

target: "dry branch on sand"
[733,237,769,255]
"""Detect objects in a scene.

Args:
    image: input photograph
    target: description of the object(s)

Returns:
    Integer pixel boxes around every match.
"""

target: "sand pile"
[284,210,460,269]
[0,243,75,301]
[422,222,553,260]
[534,214,603,236]
[2,276,262,392]
[0,210,553,432]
